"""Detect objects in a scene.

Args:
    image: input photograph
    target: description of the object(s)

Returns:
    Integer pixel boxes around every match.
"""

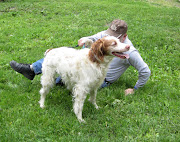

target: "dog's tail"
[44,48,53,56]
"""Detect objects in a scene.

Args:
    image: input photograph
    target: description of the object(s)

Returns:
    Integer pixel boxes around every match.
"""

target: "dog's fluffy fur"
[39,36,130,122]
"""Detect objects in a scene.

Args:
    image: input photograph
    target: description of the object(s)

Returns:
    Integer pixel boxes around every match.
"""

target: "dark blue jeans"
[32,58,44,75]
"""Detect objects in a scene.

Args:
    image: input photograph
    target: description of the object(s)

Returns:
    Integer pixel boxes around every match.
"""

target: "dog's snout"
[125,45,130,50]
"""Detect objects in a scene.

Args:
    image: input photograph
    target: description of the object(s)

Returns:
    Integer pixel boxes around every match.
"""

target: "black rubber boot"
[10,60,35,80]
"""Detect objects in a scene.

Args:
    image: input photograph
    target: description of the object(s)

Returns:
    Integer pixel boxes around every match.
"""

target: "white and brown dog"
[39,36,130,123]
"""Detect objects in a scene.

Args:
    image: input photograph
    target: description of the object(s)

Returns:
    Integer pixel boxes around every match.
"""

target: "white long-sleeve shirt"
[86,31,151,89]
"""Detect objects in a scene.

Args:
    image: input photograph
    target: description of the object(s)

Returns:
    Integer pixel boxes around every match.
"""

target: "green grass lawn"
[0,0,180,141]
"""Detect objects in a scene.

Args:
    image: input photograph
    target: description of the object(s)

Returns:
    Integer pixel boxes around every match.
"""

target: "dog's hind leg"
[89,89,99,109]
[73,86,87,123]
[39,67,56,108]
[39,86,50,108]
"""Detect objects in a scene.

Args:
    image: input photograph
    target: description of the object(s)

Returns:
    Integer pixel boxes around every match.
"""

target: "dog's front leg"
[89,89,99,109]
[73,88,87,123]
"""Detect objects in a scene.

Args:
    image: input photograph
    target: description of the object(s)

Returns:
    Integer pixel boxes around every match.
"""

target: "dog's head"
[89,36,130,63]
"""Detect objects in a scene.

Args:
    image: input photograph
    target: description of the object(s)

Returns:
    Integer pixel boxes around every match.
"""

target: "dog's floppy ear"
[90,39,105,62]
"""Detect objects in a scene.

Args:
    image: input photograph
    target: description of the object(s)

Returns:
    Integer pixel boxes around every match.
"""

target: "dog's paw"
[39,101,45,109]
[79,119,86,123]
[40,105,45,109]
[95,105,99,110]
